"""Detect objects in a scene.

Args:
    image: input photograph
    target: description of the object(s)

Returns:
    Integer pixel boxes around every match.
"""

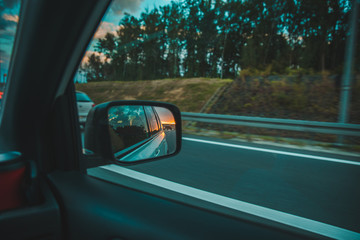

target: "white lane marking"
[100,165,360,240]
[183,137,360,166]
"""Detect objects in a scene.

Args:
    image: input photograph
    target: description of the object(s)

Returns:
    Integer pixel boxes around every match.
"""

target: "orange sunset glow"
[161,121,176,125]
[155,107,175,125]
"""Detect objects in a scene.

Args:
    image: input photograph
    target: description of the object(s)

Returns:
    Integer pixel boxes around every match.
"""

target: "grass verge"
[76,78,233,112]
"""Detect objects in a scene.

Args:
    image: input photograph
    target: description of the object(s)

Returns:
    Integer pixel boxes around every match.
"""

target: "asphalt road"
[164,129,176,154]
[125,134,360,233]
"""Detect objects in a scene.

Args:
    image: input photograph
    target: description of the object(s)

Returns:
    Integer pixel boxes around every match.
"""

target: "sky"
[0,0,171,83]
[81,0,171,72]
[155,107,175,124]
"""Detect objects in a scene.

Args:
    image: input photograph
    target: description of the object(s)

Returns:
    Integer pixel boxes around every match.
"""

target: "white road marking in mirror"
[101,164,360,240]
[183,137,360,166]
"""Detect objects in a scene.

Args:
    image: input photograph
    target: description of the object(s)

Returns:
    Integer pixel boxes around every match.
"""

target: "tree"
[85,54,104,81]
[82,0,352,81]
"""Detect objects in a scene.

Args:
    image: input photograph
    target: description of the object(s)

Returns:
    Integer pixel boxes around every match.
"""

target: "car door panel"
[47,171,316,240]
[0,1,110,239]
[0,180,62,240]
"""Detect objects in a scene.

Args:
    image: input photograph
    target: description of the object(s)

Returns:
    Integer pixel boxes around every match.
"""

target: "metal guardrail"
[182,112,360,137]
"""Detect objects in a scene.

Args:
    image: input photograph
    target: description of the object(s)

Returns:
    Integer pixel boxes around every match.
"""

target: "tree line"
[83,0,357,82]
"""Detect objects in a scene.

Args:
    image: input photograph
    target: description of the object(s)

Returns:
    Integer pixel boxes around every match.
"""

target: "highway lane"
[164,129,176,154]
[125,134,360,233]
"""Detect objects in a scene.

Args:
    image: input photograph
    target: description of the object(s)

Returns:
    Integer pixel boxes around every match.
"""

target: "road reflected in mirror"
[108,105,176,162]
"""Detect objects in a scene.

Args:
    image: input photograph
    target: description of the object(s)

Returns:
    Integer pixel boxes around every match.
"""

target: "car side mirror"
[83,101,181,167]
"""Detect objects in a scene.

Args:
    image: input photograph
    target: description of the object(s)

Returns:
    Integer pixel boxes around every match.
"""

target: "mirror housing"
[83,101,182,168]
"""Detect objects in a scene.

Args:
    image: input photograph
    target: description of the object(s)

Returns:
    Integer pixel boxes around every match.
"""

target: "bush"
[210,75,360,124]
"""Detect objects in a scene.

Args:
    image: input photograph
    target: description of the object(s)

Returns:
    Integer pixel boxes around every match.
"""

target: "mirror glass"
[108,105,176,162]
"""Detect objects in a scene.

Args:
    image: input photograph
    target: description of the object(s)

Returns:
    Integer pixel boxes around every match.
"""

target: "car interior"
[0,0,353,239]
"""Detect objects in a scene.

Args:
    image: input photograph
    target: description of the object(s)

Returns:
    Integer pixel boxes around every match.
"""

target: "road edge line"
[183,137,360,166]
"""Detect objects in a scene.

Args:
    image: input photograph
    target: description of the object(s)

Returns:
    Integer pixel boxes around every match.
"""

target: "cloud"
[110,0,145,15]
[2,13,18,23]
[94,21,121,39]
[81,51,109,65]
[0,0,20,30]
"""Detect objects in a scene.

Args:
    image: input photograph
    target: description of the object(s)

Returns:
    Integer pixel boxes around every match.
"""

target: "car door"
[142,106,168,158]
[0,1,337,240]
[0,0,110,239]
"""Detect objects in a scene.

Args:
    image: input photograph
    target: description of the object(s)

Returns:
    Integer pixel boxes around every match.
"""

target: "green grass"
[76,78,232,112]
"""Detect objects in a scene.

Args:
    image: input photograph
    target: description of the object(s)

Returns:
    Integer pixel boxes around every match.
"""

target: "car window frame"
[143,106,159,135]
[153,107,163,131]
[68,1,360,240]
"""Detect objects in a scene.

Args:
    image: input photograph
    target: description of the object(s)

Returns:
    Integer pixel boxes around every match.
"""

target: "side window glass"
[155,111,162,130]
[109,105,149,154]
[0,1,21,116]
[144,106,159,135]
[80,0,359,236]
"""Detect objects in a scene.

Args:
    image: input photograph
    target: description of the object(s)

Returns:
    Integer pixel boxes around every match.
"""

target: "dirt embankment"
[76,76,360,123]
[76,78,233,112]
[209,75,360,124]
